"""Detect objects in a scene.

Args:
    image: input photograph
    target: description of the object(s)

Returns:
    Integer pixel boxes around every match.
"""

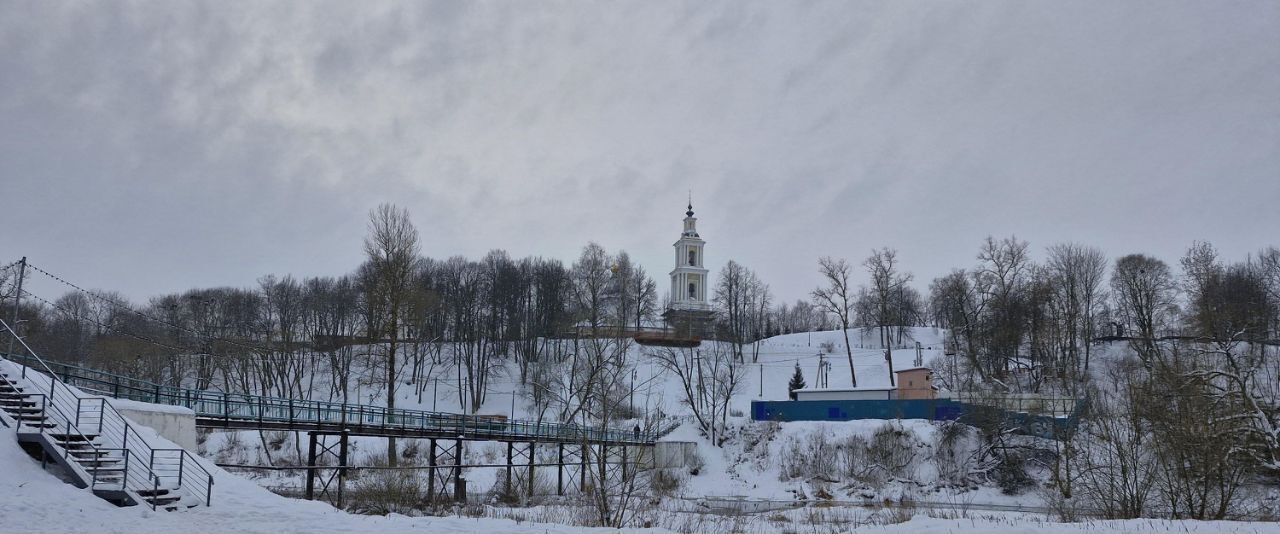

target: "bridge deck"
[4,353,666,447]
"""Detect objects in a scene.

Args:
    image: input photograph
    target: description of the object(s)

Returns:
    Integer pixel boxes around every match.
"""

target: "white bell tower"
[669,201,711,311]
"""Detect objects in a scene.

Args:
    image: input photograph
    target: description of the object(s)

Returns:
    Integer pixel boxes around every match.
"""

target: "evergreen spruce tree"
[788,363,806,400]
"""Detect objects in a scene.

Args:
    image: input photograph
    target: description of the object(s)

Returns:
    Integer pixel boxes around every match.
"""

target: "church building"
[661,201,716,339]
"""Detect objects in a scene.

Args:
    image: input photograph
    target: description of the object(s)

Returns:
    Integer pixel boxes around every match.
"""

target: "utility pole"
[758,363,763,397]
[695,349,704,413]
[630,369,637,415]
[816,352,825,388]
[5,257,25,359]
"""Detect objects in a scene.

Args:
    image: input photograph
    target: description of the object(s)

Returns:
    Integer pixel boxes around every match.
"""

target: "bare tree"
[1110,254,1177,363]
[573,243,613,330]
[648,343,744,446]
[1044,243,1107,377]
[714,260,751,362]
[630,264,658,330]
[812,256,858,386]
[744,276,772,362]
[859,248,915,385]
[363,203,421,466]
[975,236,1033,380]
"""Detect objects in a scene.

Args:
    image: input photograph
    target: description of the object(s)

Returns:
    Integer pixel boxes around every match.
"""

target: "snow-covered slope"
[5,422,1277,534]
[0,421,665,534]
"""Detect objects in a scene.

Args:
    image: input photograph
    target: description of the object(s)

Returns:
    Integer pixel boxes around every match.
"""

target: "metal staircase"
[0,320,213,510]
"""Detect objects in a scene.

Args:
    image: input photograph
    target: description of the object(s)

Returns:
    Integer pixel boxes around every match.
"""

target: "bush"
[994,451,1034,495]
[838,435,877,486]
[490,467,555,505]
[780,432,840,481]
[932,421,977,485]
[686,449,706,476]
[651,468,684,497]
[345,469,426,515]
[865,422,921,481]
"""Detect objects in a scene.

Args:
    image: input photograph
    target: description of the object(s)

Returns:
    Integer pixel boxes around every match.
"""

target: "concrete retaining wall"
[655,441,698,469]
[115,404,198,450]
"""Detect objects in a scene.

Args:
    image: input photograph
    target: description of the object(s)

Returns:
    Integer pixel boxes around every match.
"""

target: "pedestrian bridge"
[3,351,668,447]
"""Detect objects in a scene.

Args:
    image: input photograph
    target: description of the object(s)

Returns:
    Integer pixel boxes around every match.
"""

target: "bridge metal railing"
[1,319,214,507]
[2,351,665,446]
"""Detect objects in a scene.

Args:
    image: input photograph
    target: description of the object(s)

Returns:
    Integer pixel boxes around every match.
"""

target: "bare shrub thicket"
[345,468,427,515]
[650,468,684,497]
[491,467,555,505]
[1070,357,1157,519]
[932,421,986,486]
[781,423,924,490]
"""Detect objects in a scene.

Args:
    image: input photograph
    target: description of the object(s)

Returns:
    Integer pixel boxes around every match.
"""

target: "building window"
[688,282,696,299]
[688,249,696,266]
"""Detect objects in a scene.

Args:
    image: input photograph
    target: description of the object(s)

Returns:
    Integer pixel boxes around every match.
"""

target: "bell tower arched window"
[688,249,696,266]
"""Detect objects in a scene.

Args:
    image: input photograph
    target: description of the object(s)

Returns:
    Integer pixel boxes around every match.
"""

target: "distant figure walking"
[633,424,641,440]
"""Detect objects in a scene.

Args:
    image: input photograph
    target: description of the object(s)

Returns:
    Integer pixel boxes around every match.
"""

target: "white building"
[668,201,711,312]
[660,201,715,340]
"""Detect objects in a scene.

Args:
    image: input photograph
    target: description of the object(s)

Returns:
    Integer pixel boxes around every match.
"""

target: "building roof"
[795,386,897,392]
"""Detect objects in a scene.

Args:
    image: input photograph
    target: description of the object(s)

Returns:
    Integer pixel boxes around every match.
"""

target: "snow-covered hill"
[6,420,1278,534]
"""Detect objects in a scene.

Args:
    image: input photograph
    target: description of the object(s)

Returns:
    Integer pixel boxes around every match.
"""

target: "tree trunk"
[387,311,398,467]
[842,325,857,387]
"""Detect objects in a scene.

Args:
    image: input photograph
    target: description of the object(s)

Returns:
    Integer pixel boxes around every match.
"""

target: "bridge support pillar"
[556,443,564,496]
[504,442,513,498]
[427,438,437,503]
[453,439,464,502]
[527,442,535,499]
[304,431,348,508]
[305,432,317,500]
[580,444,588,492]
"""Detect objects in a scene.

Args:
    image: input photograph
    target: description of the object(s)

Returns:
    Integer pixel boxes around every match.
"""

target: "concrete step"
[67,448,114,459]
[74,457,125,467]
[47,433,99,442]
[4,406,43,415]
[147,496,184,508]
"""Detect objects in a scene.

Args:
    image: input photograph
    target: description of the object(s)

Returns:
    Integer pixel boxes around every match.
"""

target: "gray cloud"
[1,1,1277,304]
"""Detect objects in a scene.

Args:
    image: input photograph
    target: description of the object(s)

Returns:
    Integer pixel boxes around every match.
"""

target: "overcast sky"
[1,1,1277,305]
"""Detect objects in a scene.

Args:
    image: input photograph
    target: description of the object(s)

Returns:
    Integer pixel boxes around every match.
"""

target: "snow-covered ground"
[6,331,1280,533]
[0,423,663,534]
[5,423,1279,534]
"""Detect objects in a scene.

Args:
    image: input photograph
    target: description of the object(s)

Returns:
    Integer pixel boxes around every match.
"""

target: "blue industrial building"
[750,397,1084,438]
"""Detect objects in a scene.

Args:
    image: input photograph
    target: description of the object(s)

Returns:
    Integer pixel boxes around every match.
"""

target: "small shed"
[794,387,896,401]
[895,366,936,400]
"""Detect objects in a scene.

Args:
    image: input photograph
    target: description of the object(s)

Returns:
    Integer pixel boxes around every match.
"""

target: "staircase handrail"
[1,319,198,506]
[1,318,68,398]
[3,388,121,490]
